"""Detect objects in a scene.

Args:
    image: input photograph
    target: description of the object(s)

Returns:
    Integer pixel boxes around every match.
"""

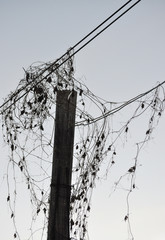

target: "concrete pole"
[47,90,77,240]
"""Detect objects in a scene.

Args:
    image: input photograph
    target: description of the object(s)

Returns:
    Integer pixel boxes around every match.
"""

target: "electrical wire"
[0,0,141,113]
[0,0,134,110]
[76,80,165,126]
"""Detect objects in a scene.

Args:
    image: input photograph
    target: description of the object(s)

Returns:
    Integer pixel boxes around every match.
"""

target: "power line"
[0,0,134,110]
[70,0,142,60]
[0,0,141,113]
[76,80,165,126]
[71,0,134,50]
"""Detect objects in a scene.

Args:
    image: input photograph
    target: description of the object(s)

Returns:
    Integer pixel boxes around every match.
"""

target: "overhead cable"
[0,0,141,112]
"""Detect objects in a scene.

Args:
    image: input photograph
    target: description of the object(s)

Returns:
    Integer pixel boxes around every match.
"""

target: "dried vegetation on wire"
[1,52,165,240]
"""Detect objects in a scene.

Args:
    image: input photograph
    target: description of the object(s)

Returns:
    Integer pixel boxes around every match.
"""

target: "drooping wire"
[0,0,141,113]
[75,80,165,126]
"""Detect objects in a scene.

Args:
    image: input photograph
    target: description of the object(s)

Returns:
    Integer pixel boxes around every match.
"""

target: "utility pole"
[47,90,77,240]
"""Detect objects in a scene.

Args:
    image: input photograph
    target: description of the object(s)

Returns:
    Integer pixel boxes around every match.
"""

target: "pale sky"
[0,1,165,240]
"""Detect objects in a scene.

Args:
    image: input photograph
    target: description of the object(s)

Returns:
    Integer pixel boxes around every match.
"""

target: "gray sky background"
[0,1,165,239]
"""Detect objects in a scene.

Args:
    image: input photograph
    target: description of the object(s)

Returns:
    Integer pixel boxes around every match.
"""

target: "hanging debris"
[1,49,165,240]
